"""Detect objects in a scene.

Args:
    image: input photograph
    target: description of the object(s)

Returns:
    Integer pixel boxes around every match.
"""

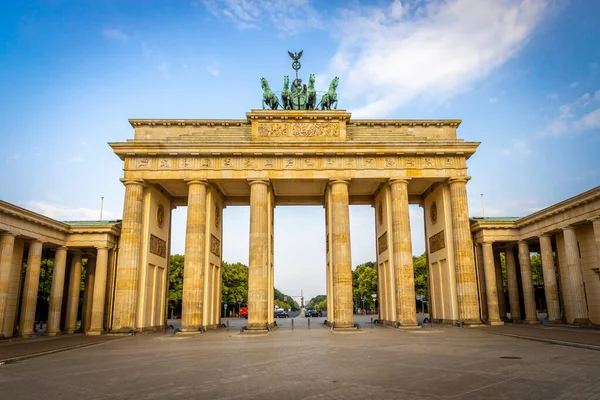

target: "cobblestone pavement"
[0,334,125,362]
[480,323,600,349]
[1,321,599,399]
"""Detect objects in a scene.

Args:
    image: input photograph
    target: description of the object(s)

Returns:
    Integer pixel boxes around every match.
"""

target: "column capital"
[589,216,600,222]
[539,233,551,239]
[120,178,147,187]
[0,232,16,238]
[328,178,350,186]
[388,178,411,186]
[95,245,109,251]
[56,245,68,250]
[504,243,515,250]
[185,179,209,186]
[517,240,529,245]
[561,225,576,233]
[482,240,494,246]
[248,178,270,187]
[448,176,471,184]
[29,239,45,245]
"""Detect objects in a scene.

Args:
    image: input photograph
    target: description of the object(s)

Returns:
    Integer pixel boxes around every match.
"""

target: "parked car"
[239,307,248,319]
[305,309,320,317]
[274,310,289,318]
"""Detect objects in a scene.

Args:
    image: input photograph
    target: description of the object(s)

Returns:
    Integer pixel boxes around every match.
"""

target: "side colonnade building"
[0,200,120,338]
[471,186,600,326]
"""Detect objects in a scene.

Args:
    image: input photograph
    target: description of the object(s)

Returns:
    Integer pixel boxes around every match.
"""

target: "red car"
[239,307,248,319]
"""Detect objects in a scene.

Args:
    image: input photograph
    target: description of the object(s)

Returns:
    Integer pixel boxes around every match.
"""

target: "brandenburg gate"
[108,108,482,332]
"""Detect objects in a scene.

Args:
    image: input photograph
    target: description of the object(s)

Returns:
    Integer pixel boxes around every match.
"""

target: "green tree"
[307,294,326,309]
[168,254,185,312]
[274,288,300,311]
[352,261,377,310]
[413,253,428,296]
[221,261,249,310]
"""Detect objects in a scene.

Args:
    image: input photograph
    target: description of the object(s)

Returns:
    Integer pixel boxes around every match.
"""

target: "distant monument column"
[19,240,44,337]
[47,246,68,336]
[493,250,506,319]
[389,179,417,326]
[329,179,354,328]
[181,180,209,332]
[482,242,502,325]
[111,179,146,332]
[539,235,561,323]
[562,227,589,324]
[247,179,270,330]
[448,177,481,324]
[82,256,96,332]
[504,246,521,321]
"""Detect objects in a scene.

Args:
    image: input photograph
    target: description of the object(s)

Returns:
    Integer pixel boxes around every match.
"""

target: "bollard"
[292,319,294,330]
[308,318,310,329]
[370,317,373,325]
[227,320,230,331]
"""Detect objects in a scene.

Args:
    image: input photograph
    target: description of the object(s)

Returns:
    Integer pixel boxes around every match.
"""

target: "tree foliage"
[413,253,428,296]
[352,261,378,310]
[307,294,326,310]
[168,254,185,310]
[221,261,249,308]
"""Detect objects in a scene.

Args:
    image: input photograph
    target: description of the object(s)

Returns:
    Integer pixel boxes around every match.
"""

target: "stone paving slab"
[1,323,599,399]
[480,324,600,350]
[0,334,126,362]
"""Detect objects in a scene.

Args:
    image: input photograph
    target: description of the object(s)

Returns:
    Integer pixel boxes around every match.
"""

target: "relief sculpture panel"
[256,122,340,138]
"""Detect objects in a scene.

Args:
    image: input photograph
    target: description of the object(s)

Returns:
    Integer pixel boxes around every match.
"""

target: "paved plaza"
[1,318,599,400]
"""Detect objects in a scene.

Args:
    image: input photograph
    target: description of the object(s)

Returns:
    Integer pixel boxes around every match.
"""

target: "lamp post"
[371,293,377,317]
[224,303,227,318]
[237,298,242,318]
[361,296,366,315]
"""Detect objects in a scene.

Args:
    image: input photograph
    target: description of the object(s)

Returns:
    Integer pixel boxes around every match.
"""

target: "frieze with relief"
[150,234,167,258]
[256,122,340,137]
[130,155,463,172]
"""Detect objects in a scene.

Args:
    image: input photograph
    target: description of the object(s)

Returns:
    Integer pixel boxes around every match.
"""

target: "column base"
[64,330,77,335]
[85,330,104,336]
[109,327,137,334]
[573,318,591,326]
[247,323,270,330]
[524,319,541,325]
[44,331,62,337]
[179,326,204,333]
[486,320,505,326]
[545,319,562,324]
[18,332,36,338]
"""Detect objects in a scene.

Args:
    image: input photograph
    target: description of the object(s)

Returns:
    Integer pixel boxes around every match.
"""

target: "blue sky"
[1,0,599,302]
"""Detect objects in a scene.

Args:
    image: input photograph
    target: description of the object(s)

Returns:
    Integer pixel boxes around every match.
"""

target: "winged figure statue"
[288,50,303,61]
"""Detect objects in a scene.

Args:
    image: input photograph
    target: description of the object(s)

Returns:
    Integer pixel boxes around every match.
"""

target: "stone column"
[82,256,96,332]
[518,241,539,324]
[493,250,506,319]
[47,246,68,336]
[64,252,83,334]
[449,177,481,324]
[0,233,16,339]
[247,180,270,330]
[111,179,146,331]
[19,240,44,337]
[181,180,208,332]
[592,218,600,269]
[539,234,561,323]
[562,227,589,324]
[329,179,354,328]
[88,247,109,335]
[389,179,417,326]
[482,242,502,325]
[505,246,521,321]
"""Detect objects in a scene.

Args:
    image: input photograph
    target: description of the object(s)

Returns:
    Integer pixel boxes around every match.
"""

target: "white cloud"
[69,156,84,163]
[325,0,549,117]
[488,97,498,103]
[202,0,320,35]
[206,65,220,77]
[543,88,600,136]
[27,200,118,221]
[546,93,558,100]
[591,62,598,71]
[500,139,531,157]
[570,81,579,88]
[8,154,21,161]
[102,28,129,43]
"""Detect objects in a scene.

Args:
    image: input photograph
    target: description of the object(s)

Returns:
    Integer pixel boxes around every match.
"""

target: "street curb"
[0,336,131,364]
[483,331,600,352]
